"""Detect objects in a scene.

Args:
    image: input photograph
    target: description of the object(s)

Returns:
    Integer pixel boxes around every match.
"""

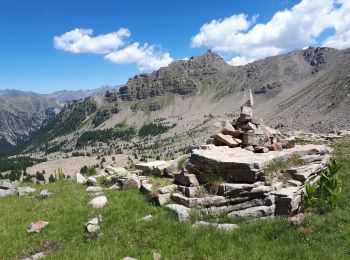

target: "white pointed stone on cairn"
[239,89,254,122]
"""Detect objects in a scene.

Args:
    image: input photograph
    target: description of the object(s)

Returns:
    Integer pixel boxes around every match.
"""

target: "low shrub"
[304,159,342,213]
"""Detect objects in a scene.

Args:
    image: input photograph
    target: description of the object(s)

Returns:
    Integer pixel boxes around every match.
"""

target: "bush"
[49,174,56,183]
[8,170,21,181]
[35,171,46,182]
[80,166,97,176]
[22,174,32,183]
[304,159,342,213]
[177,156,188,170]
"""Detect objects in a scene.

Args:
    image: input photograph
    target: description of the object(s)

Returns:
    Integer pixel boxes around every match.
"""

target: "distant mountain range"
[0,86,120,151]
[1,47,350,155]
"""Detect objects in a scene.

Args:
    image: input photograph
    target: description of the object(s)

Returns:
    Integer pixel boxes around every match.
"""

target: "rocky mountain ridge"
[3,47,350,156]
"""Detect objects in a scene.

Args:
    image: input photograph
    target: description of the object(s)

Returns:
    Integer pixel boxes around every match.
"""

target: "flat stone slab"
[228,205,275,219]
[187,144,331,183]
[135,160,168,175]
[165,204,191,222]
[171,193,227,208]
[218,182,270,197]
[193,221,239,231]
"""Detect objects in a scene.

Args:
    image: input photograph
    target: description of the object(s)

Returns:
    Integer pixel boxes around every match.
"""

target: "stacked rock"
[207,90,295,153]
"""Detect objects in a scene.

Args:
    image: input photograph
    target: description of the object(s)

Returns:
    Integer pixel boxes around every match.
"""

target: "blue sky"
[0,0,349,93]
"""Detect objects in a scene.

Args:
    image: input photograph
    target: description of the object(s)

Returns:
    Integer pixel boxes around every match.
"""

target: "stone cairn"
[206,89,296,153]
[166,90,332,220]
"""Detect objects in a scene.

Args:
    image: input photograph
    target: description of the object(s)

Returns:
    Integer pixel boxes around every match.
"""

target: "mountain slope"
[0,94,58,150]
[18,47,350,157]
[0,86,122,152]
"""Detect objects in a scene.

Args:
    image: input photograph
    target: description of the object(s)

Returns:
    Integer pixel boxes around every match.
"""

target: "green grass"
[265,154,307,174]
[177,156,187,170]
[1,137,350,259]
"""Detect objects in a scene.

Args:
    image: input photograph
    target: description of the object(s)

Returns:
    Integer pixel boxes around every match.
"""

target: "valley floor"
[0,138,350,259]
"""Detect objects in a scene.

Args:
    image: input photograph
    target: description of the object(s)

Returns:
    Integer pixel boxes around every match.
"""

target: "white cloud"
[54,28,130,54]
[54,28,173,71]
[191,0,350,65]
[323,30,350,49]
[228,56,255,66]
[105,43,173,71]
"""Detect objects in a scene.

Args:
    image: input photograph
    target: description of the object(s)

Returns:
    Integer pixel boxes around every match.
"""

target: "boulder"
[105,166,129,175]
[122,177,141,190]
[87,176,97,186]
[27,221,49,233]
[243,132,267,147]
[17,187,36,197]
[142,215,154,222]
[0,188,18,197]
[0,179,13,190]
[38,189,54,199]
[174,169,199,187]
[88,196,107,208]
[86,217,101,234]
[75,172,87,184]
[165,204,191,222]
[282,137,296,149]
[212,133,240,148]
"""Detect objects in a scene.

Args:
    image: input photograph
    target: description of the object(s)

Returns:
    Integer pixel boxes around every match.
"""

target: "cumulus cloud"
[191,0,350,65]
[227,56,255,66]
[54,28,130,54]
[54,28,173,71]
[323,30,350,49]
[104,43,173,71]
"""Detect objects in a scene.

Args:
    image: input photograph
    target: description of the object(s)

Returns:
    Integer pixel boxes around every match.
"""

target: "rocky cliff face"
[119,50,230,100]
[118,47,343,102]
